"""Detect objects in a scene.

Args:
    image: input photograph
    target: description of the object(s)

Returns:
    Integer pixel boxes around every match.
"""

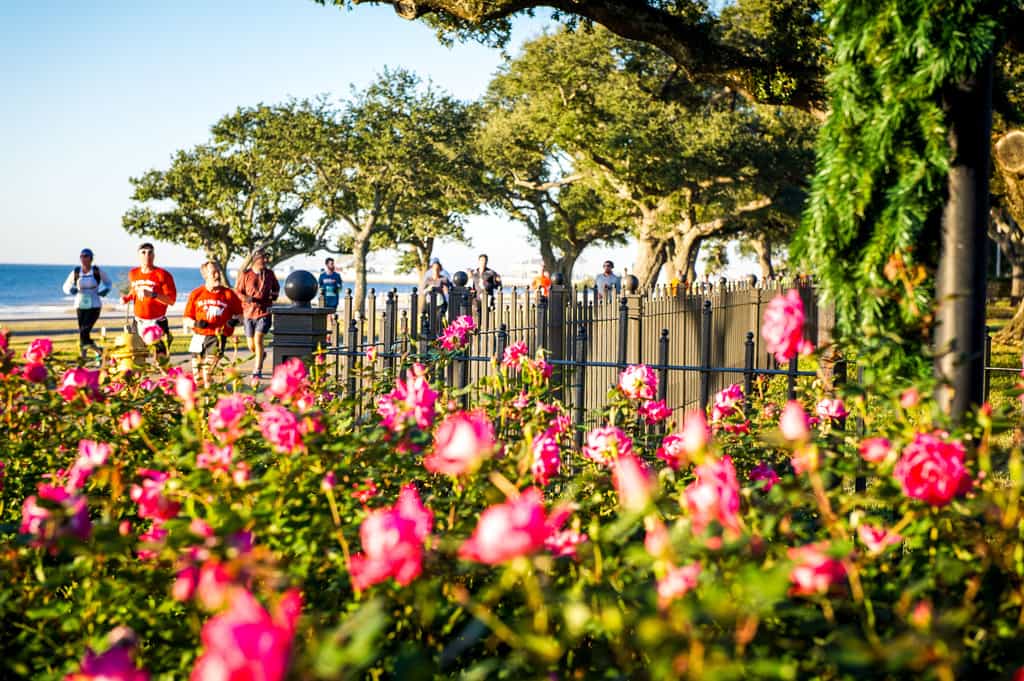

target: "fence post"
[346,317,358,400]
[457,345,470,410]
[657,329,669,434]
[787,356,799,400]
[409,287,419,340]
[984,326,992,403]
[743,331,755,414]
[633,295,644,364]
[548,279,566,400]
[419,310,431,364]
[537,293,550,355]
[384,289,396,373]
[699,299,712,412]
[450,272,470,320]
[496,323,508,363]
[855,363,867,492]
[617,295,629,369]
[573,321,587,452]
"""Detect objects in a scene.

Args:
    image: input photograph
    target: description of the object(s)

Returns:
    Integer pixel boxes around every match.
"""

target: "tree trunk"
[553,250,581,285]
[1013,262,1024,301]
[352,236,371,319]
[751,235,775,279]
[633,236,667,289]
[995,298,1024,344]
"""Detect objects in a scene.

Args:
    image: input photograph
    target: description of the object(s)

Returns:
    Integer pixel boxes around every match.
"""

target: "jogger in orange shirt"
[184,262,243,388]
[122,243,177,359]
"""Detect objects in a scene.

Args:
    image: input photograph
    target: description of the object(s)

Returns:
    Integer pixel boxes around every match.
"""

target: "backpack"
[74,265,101,286]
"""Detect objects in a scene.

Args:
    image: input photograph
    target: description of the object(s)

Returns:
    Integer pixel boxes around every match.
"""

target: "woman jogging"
[185,262,243,388]
[62,248,112,361]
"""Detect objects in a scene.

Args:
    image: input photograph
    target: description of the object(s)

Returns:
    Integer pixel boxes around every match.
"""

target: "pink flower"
[175,373,197,410]
[525,356,553,380]
[137,522,167,561]
[619,364,657,400]
[24,338,53,364]
[66,629,149,681]
[762,289,810,363]
[207,395,248,443]
[779,401,810,441]
[258,405,305,454]
[859,437,892,464]
[129,469,180,522]
[512,390,530,410]
[684,456,741,537]
[191,588,301,681]
[22,362,48,383]
[321,471,337,491]
[531,433,561,486]
[140,324,164,346]
[197,442,233,474]
[639,399,671,424]
[376,365,438,434]
[424,410,496,476]
[438,315,476,351]
[644,517,670,559]
[66,439,112,491]
[582,426,634,467]
[657,411,709,469]
[119,410,143,434]
[173,566,198,602]
[501,341,529,370]
[232,462,250,486]
[352,479,379,505]
[612,454,655,511]
[459,488,566,564]
[266,358,308,402]
[20,483,91,547]
[57,367,101,402]
[816,398,848,420]
[900,387,920,408]
[788,542,847,596]
[545,529,588,558]
[857,523,903,555]
[893,432,971,507]
[710,384,745,422]
[349,485,433,589]
[749,462,780,491]
[657,562,701,609]
[365,346,378,362]
[196,561,234,611]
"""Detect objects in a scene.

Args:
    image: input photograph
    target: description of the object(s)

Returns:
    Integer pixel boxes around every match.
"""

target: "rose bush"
[0,288,1023,679]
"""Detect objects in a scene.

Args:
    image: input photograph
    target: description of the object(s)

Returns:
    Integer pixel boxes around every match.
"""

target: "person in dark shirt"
[234,249,280,379]
[470,253,502,311]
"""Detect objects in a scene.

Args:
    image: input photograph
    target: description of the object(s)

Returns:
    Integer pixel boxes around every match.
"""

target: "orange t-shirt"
[184,286,243,336]
[128,267,177,320]
[531,274,551,297]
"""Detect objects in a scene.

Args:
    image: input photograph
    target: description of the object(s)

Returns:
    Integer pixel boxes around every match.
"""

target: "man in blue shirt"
[319,257,343,311]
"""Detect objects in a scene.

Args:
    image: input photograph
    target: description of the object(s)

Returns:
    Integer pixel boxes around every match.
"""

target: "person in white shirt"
[62,248,112,359]
[595,260,622,300]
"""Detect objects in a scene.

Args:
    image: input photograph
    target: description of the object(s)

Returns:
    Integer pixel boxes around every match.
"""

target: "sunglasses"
[139,249,154,254]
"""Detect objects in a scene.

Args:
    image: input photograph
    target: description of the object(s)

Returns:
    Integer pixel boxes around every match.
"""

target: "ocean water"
[0,263,420,319]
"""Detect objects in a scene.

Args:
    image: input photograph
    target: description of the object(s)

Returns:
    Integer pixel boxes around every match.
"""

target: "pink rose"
[438,315,475,351]
[365,346,378,363]
[57,367,101,402]
[258,405,305,454]
[893,432,971,507]
[900,387,920,408]
[424,410,495,476]
[208,395,248,443]
[20,483,91,547]
[119,410,143,434]
[684,456,741,537]
[24,338,53,364]
[458,487,566,564]
[66,629,149,681]
[175,374,197,410]
[376,365,438,434]
[788,542,847,596]
[619,364,657,400]
[501,341,529,370]
[815,398,848,420]
[197,443,233,474]
[321,471,337,491]
[266,358,309,402]
[582,426,634,467]
[530,433,561,486]
[657,411,708,469]
[191,588,301,681]
[761,289,809,363]
[130,469,180,522]
[140,324,164,346]
[643,517,670,559]
[858,437,892,464]
[638,399,671,424]
[857,523,902,555]
[66,439,112,491]
[232,462,250,486]
[544,529,588,558]
[612,454,655,511]
[657,562,701,609]
[22,362,48,383]
[349,485,433,589]
[749,462,780,492]
[779,401,810,442]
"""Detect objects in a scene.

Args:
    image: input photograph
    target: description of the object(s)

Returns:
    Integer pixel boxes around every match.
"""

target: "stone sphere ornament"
[624,274,640,294]
[452,271,469,287]
[284,270,318,307]
[552,272,565,286]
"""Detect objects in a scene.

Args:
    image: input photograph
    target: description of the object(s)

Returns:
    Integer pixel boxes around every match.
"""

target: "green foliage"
[794,0,1018,376]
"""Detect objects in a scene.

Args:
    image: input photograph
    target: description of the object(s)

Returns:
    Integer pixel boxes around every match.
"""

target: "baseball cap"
[429,257,440,265]
[80,248,94,258]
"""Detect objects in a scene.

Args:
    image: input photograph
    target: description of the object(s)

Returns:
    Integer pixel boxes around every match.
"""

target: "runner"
[530,264,552,298]
[421,257,451,316]
[62,248,112,362]
[235,249,279,379]
[470,253,502,312]
[122,243,177,360]
[319,257,343,311]
[185,262,243,388]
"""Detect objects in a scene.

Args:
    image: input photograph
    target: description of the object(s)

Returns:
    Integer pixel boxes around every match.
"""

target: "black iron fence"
[322,278,820,426]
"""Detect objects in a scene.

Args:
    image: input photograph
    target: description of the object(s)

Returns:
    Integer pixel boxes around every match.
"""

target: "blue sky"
[0,0,740,279]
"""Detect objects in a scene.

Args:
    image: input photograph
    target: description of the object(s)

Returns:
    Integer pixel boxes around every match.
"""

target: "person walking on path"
[421,257,452,316]
[595,260,621,300]
[185,262,243,388]
[62,248,112,361]
[318,257,343,311]
[530,264,552,298]
[235,249,279,379]
[470,253,502,312]
[122,243,177,360]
